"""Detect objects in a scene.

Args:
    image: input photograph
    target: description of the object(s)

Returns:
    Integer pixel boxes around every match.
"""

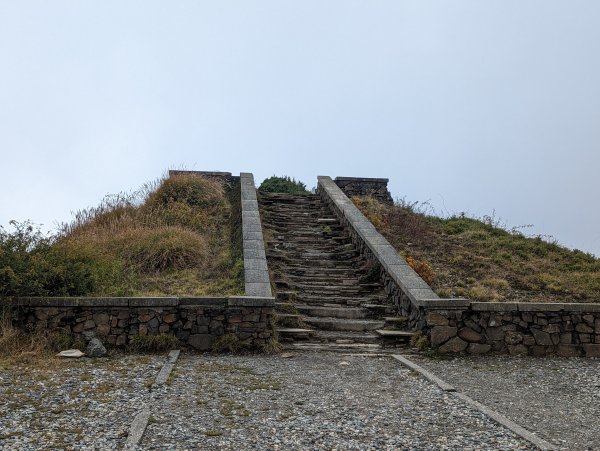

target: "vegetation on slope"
[0,174,243,297]
[258,176,309,194]
[353,196,600,303]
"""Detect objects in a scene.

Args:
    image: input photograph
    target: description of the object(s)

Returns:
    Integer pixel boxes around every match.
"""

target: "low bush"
[258,176,309,194]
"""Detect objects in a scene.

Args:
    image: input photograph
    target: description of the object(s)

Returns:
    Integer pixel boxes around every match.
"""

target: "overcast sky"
[1,1,599,256]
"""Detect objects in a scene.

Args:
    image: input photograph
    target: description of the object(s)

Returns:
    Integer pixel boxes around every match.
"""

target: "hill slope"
[353,197,600,303]
[0,174,243,297]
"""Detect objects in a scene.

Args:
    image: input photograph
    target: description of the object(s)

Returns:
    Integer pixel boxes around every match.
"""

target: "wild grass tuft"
[127,334,180,353]
[0,308,84,366]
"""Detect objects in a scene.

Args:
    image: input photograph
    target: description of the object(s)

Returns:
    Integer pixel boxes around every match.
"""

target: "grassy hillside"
[0,174,243,297]
[353,197,600,303]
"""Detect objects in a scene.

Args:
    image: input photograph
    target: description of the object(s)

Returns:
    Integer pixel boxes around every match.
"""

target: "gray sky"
[1,1,599,256]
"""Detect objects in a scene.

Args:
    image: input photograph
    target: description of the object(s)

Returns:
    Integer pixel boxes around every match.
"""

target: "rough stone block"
[507,344,528,355]
[557,345,581,357]
[530,345,550,356]
[522,335,535,346]
[426,311,449,326]
[544,324,561,334]
[189,334,215,350]
[583,344,600,357]
[458,327,482,343]
[162,313,177,324]
[532,328,553,346]
[430,326,457,347]
[504,331,523,345]
[438,337,467,353]
[467,343,491,354]
[553,333,571,347]
[485,327,505,342]
[576,323,594,333]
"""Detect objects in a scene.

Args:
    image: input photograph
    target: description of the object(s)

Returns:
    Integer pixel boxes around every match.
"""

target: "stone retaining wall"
[427,304,600,357]
[2,171,276,352]
[7,297,274,351]
[334,177,393,204]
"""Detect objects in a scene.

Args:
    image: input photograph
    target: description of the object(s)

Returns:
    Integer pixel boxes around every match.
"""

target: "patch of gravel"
[142,352,534,450]
[0,354,163,449]
[413,354,600,450]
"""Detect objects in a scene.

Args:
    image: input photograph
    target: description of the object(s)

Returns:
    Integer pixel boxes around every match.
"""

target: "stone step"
[275,301,298,312]
[383,317,408,328]
[264,224,345,232]
[284,295,387,306]
[272,276,367,287]
[267,237,352,245]
[296,305,369,319]
[279,267,371,276]
[267,250,360,259]
[312,330,380,344]
[279,274,362,284]
[303,317,385,332]
[275,288,382,299]
[281,342,400,354]
[375,330,414,344]
[277,328,315,342]
[362,304,397,315]
[274,282,383,294]
[275,314,303,328]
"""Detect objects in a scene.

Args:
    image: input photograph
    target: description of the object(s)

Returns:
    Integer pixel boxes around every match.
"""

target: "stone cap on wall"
[470,301,600,313]
[6,296,275,308]
[334,176,390,183]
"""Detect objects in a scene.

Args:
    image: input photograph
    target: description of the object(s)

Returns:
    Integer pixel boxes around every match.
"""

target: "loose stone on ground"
[413,354,600,450]
[0,355,163,449]
[141,352,533,450]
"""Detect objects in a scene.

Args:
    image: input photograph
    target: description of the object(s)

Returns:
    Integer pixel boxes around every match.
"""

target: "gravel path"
[413,354,600,450]
[0,354,163,449]
[141,352,533,450]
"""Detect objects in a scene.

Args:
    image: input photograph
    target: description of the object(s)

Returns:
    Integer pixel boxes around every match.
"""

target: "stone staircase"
[258,192,414,353]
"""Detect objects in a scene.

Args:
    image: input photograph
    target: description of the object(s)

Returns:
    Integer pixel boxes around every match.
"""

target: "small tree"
[258,176,309,194]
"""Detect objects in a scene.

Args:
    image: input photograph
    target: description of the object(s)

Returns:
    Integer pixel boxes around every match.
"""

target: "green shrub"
[258,176,309,194]
[0,221,124,297]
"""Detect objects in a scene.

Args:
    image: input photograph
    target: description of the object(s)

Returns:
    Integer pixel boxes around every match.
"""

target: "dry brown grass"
[53,173,243,296]
[0,313,73,368]
[354,196,600,303]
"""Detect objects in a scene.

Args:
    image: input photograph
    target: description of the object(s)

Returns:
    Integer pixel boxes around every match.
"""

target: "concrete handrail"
[240,173,273,297]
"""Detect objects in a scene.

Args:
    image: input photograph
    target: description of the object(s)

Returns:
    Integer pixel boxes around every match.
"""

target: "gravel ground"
[0,354,163,450]
[413,354,600,450]
[141,352,533,450]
